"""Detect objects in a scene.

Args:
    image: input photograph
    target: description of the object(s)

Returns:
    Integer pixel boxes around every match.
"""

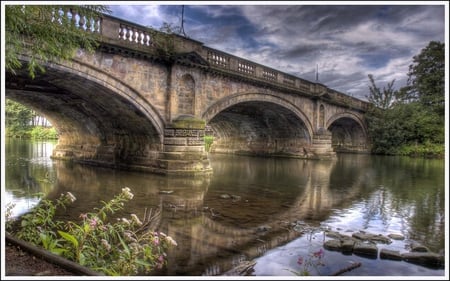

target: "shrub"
[5,188,177,276]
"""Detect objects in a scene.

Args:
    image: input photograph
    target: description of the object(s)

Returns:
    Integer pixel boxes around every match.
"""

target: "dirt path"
[5,243,76,276]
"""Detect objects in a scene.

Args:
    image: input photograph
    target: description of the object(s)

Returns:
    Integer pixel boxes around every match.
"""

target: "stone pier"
[158,116,212,176]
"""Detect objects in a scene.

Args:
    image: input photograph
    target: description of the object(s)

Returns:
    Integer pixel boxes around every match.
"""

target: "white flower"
[101,239,111,251]
[124,231,137,242]
[121,218,131,225]
[166,236,178,246]
[65,192,77,203]
[121,187,134,200]
[130,214,142,226]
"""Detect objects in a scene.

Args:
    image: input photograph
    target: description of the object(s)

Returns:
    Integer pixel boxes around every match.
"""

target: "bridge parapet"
[44,10,369,112]
[95,14,368,112]
[203,46,314,94]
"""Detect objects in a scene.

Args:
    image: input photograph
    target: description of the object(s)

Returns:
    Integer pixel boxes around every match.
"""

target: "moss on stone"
[170,116,206,129]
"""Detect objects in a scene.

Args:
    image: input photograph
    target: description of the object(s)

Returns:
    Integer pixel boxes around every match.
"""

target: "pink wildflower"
[89,217,98,228]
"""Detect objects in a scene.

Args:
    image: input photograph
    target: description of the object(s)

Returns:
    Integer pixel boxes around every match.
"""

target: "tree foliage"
[5,5,110,78]
[5,99,34,137]
[366,74,398,110]
[405,41,445,114]
[365,41,445,156]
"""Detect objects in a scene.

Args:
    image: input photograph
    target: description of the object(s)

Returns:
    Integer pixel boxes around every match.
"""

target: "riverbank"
[5,243,75,276]
[4,233,100,277]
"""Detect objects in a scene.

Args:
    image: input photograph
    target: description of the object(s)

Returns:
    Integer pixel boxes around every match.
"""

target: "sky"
[106,1,447,101]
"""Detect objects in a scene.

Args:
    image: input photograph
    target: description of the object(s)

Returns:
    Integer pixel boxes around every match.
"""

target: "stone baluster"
[131,27,138,43]
[125,26,132,41]
[78,14,85,30]
[93,18,102,33]
[142,31,149,45]
[119,23,125,40]
[70,8,78,27]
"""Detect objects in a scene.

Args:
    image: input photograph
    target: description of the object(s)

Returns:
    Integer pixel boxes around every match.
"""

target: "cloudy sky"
[110,2,445,101]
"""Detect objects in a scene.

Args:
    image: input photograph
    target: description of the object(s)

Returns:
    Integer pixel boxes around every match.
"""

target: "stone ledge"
[5,233,103,276]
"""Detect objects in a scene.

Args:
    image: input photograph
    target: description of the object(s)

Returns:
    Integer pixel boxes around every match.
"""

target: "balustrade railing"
[262,69,277,82]
[207,51,229,68]
[92,13,369,111]
[238,61,255,76]
[118,23,151,46]
[59,8,102,33]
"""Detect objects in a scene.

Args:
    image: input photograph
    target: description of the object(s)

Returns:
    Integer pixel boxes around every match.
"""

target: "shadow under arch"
[326,111,369,153]
[201,92,314,157]
[6,55,166,171]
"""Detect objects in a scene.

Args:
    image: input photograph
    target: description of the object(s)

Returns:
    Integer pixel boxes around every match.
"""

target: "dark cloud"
[107,3,446,101]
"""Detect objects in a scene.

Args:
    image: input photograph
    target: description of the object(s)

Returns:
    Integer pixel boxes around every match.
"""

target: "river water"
[3,139,447,277]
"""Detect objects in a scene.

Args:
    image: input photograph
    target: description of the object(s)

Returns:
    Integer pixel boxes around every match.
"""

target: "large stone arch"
[326,112,369,152]
[6,55,166,171]
[203,92,314,137]
[202,93,314,157]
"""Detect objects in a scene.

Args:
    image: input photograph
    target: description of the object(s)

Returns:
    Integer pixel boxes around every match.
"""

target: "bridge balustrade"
[118,23,151,46]
[262,69,277,82]
[59,7,102,33]
[238,61,256,76]
[207,51,229,68]
[88,14,369,111]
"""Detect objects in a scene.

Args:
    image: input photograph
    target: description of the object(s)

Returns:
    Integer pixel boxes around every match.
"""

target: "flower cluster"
[7,188,177,276]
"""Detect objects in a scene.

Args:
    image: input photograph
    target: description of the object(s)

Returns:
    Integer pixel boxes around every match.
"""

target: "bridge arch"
[326,112,369,152]
[202,93,314,157]
[6,55,166,170]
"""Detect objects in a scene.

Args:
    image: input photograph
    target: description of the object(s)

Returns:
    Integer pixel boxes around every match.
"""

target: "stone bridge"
[5,12,371,176]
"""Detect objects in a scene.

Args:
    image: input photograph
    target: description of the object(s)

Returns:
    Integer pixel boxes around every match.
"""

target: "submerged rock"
[321,228,445,270]
[409,241,430,252]
[324,239,342,251]
[353,242,378,257]
[380,249,402,260]
[402,252,444,268]
[387,233,405,240]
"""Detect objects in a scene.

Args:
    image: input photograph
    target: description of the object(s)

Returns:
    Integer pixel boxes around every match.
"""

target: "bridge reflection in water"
[43,152,373,276]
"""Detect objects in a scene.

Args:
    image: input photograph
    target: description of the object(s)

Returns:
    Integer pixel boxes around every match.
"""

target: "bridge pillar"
[158,116,212,176]
[309,128,337,159]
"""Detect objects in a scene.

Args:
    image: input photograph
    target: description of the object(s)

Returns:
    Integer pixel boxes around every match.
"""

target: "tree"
[405,41,445,115]
[366,74,398,110]
[5,99,34,137]
[5,5,110,78]
[364,41,445,156]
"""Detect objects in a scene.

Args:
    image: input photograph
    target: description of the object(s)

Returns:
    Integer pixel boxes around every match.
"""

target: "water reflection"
[3,139,445,276]
[5,139,57,217]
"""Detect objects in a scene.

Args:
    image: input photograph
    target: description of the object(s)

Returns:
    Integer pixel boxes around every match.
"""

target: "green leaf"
[84,222,90,233]
[50,248,67,256]
[135,259,152,266]
[57,230,79,248]
[118,235,130,256]
[79,252,87,266]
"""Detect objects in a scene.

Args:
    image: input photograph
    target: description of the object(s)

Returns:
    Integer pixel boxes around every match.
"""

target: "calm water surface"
[3,139,446,277]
